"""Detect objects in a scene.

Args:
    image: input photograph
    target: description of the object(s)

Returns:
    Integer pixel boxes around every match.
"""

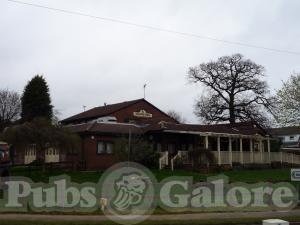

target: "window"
[290,136,295,140]
[97,142,105,154]
[97,142,114,154]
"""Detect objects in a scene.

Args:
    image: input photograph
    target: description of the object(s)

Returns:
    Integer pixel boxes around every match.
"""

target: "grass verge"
[1,216,300,225]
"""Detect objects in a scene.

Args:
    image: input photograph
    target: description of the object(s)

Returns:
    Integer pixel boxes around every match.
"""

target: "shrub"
[114,136,159,168]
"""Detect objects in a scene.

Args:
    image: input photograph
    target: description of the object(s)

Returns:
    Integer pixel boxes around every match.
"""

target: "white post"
[240,138,243,164]
[229,137,232,167]
[159,158,161,170]
[205,135,209,149]
[267,137,271,164]
[203,135,209,168]
[250,138,254,163]
[217,136,221,165]
[259,139,263,163]
[166,151,169,166]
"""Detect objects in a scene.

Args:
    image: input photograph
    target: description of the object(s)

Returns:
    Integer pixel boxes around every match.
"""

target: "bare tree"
[188,54,274,125]
[167,110,187,123]
[0,89,21,126]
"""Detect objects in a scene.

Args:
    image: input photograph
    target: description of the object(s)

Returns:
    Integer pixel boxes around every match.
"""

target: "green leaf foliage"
[21,75,53,122]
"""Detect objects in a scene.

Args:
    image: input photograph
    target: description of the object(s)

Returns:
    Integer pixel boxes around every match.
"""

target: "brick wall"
[81,135,116,170]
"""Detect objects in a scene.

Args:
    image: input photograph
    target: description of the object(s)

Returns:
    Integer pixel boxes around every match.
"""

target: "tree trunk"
[229,95,235,124]
[36,146,46,173]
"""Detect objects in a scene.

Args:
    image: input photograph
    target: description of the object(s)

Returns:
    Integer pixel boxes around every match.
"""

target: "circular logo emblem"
[99,162,157,224]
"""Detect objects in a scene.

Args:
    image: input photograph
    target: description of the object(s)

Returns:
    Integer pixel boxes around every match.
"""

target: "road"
[0,209,300,223]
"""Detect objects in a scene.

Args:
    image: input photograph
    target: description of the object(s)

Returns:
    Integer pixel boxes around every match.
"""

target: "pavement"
[0,209,300,222]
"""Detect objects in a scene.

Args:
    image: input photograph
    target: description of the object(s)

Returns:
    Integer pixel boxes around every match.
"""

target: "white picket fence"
[211,151,300,165]
[45,148,60,163]
[24,147,60,164]
[161,150,300,170]
[24,148,36,164]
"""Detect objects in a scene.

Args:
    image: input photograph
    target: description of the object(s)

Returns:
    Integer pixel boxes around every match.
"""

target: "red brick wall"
[64,100,178,170]
[81,135,117,170]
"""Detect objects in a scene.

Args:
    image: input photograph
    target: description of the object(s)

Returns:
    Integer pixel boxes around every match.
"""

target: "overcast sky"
[1,0,300,123]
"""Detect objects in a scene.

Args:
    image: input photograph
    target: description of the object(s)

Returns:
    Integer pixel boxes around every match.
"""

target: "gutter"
[162,129,270,139]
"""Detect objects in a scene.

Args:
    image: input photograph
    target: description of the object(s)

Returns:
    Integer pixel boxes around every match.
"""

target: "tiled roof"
[281,141,300,148]
[66,122,143,135]
[144,121,268,136]
[67,121,268,137]
[61,99,143,124]
[269,126,300,136]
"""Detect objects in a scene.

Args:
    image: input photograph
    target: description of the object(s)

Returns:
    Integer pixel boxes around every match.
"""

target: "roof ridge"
[92,98,143,109]
[271,126,300,129]
[61,98,144,123]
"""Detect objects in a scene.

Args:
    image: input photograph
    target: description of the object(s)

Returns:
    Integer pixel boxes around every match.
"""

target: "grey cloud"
[1,0,300,123]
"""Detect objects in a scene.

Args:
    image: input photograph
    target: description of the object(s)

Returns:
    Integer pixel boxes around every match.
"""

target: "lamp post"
[128,128,132,167]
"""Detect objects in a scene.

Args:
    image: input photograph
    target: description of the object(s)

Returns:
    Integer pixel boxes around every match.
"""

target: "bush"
[114,136,159,168]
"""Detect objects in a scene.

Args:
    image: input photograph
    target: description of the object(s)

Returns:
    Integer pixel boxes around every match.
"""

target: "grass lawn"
[10,166,293,183]
[2,166,299,220]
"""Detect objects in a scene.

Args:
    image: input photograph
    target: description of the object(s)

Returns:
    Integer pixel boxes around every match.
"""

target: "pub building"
[22,98,300,170]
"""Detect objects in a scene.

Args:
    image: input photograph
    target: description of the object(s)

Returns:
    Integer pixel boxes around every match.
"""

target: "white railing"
[232,152,240,163]
[263,152,271,164]
[243,152,251,164]
[159,151,169,170]
[171,151,188,171]
[270,152,281,162]
[294,154,300,164]
[212,151,231,165]
[163,150,300,170]
[220,151,230,164]
[210,151,300,165]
